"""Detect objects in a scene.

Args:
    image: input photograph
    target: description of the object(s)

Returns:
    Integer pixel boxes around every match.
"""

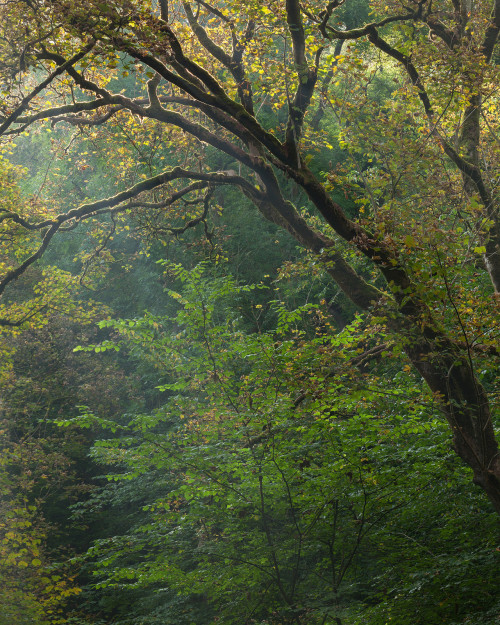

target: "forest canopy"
[0,0,499,624]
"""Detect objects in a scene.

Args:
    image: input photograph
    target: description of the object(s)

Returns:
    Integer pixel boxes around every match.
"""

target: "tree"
[0,0,499,511]
[69,264,499,625]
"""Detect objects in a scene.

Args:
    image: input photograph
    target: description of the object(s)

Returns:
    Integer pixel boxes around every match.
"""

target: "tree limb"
[0,41,94,136]
[284,0,319,160]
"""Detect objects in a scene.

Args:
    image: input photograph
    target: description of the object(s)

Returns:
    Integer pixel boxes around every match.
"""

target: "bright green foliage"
[70,264,499,625]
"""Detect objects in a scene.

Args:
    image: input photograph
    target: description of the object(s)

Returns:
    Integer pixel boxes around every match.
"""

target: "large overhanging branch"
[114,36,287,162]
[62,181,213,230]
[320,12,418,40]
[0,167,261,302]
[240,160,384,309]
[45,9,281,161]
[7,61,262,173]
[12,93,225,130]
[41,51,150,116]
[22,51,261,148]
[19,94,234,130]
[7,98,114,130]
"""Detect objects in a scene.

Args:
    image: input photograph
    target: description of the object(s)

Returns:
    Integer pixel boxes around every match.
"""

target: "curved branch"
[0,170,260,233]
[0,223,59,296]
[111,34,286,161]
[13,98,114,127]
[160,186,213,235]
[241,161,384,309]
[0,42,94,136]
[183,2,255,114]
[322,12,417,40]
[0,168,266,313]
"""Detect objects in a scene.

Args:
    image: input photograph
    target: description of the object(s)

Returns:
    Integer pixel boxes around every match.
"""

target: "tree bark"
[404,329,500,514]
[281,162,500,513]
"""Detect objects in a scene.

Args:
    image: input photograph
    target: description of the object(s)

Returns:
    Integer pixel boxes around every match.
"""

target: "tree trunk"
[405,330,500,514]
[283,164,500,513]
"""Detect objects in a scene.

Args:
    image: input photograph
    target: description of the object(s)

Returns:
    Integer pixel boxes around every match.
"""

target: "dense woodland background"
[0,0,499,623]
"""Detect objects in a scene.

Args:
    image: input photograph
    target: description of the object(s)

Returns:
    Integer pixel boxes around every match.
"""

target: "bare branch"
[159,186,213,235]
[0,167,267,307]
